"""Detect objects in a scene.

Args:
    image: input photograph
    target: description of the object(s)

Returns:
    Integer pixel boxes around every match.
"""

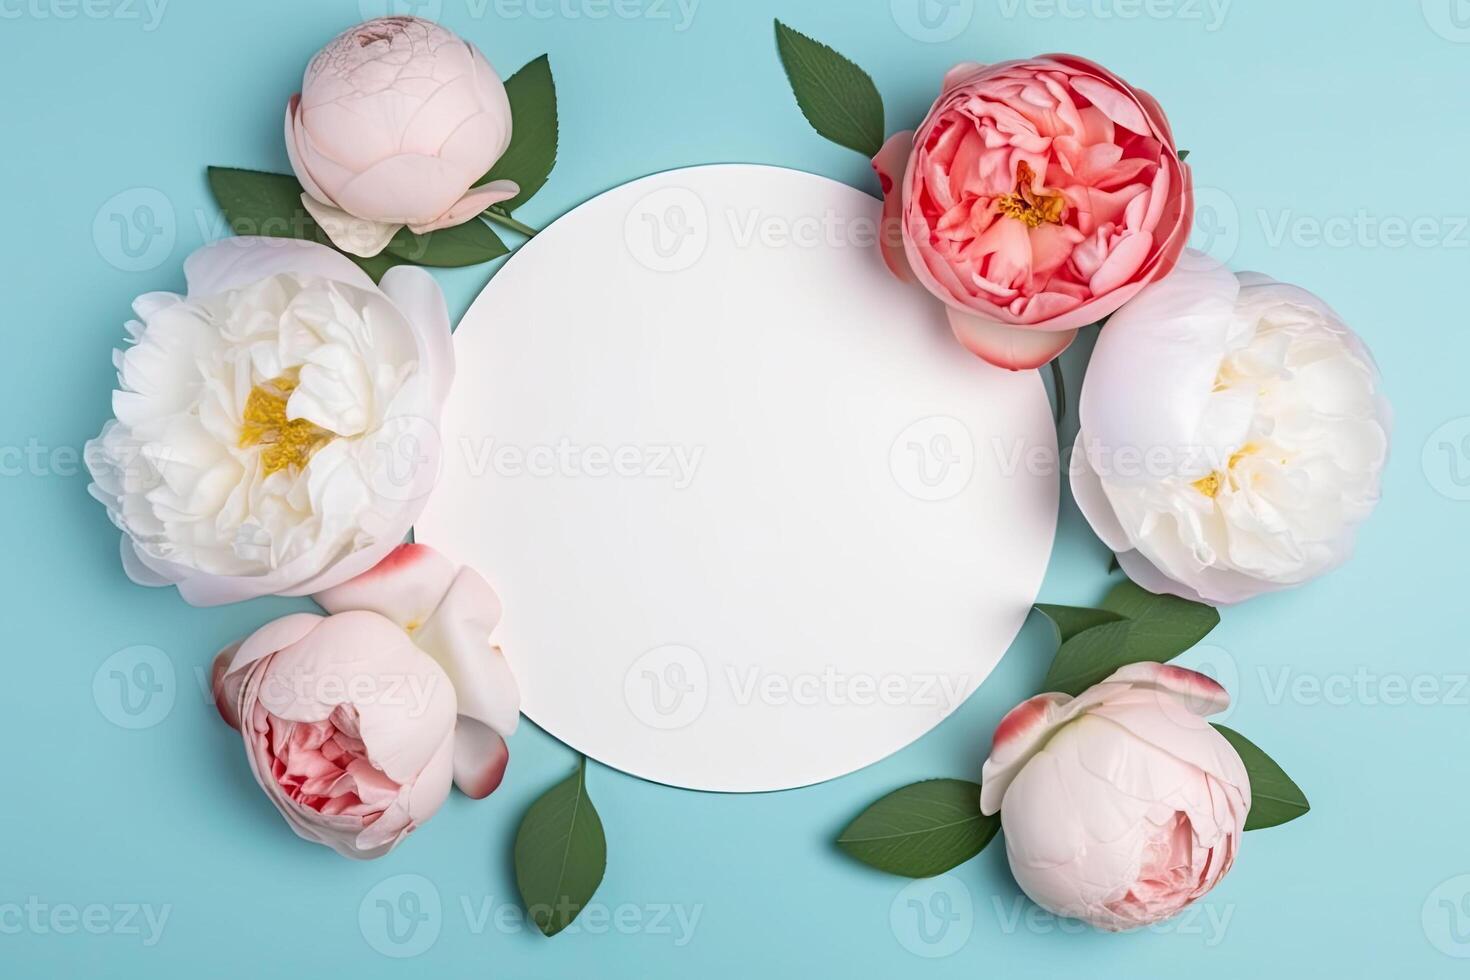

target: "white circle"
[417,165,1058,791]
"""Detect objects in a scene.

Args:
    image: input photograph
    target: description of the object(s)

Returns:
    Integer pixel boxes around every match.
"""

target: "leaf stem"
[484,209,539,238]
[1048,357,1067,424]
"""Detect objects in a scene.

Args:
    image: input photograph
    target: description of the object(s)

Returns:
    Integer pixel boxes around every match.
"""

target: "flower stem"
[484,209,539,238]
[1049,357,1067,424]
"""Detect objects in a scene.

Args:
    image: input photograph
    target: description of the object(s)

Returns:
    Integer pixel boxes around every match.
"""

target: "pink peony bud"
[212,544,520,859]
[285,16,519,257]
[981,663,1249,930]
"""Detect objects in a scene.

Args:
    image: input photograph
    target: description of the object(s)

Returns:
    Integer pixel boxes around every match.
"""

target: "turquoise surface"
[2,0,1467,975]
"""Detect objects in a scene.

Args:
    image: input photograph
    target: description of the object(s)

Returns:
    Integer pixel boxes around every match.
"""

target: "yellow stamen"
[239,372,332,476]
[1192,444,1258,499]
[995,161,1067,228]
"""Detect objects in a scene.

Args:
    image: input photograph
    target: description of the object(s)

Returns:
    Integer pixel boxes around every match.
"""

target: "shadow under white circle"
[415,165,1058,791]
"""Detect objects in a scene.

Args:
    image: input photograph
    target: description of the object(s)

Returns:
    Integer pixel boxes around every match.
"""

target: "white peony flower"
[1070,254,1391,604]
[85,238,454,607]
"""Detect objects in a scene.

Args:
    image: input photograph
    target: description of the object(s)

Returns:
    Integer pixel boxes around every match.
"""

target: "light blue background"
[2,0,1467,975]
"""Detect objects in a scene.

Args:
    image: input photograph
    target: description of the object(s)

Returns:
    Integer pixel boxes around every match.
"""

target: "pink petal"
[948,310,1078,370]
[452,719,510,799]
[407,180,520,235]
[871,131,916,283]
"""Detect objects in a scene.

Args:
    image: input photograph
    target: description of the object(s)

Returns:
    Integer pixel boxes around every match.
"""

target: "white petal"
[184,236,376,299]
[379,265,455,403]
[1080,255,1240,483]
[299,193,402,259]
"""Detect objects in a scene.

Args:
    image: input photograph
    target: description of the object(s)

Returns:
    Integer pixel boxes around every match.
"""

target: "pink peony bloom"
[981,663,1249,930]
[212,544,519,859]
[874,56,1193,370]
[285,16,519,258]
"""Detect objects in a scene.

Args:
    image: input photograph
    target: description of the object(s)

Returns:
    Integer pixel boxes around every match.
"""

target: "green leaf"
[1178,149,1191,161]
[385,218,509,267]
[514,757,607,937]
[1040,580,1219,695]
[1041,619,1139,696]
[774,20,884,157]
[1032,604,1126,646]
[479,54,557,214]
[205,166,404,282]
[1100,578,1220,663]
[1213,725,1310,831]
[836,779,998,878]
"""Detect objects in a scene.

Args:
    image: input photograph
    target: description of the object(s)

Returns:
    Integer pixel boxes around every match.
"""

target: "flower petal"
[948,310,1077,371]
[452,719,510,799]
[871,131,915,283]
[299,193,401,258]
[407,180,520,235]
[314,542,456,631]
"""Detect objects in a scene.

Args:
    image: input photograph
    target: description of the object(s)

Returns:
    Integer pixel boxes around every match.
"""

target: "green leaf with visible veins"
[1214,725,1311,831]
[1100,578,1220,663]
[1041,619,1140,696]
[514,757,607,937]
[479,54,557,214]
[385,218,508,266]
[1033,604,1127,647]
[774,20,885,157]
[837,780,998,878]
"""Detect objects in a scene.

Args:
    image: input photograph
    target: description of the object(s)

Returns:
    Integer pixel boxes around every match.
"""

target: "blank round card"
[415,165,1058,792]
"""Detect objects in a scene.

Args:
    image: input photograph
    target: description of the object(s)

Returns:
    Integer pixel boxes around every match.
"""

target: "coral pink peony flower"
[873,56,1193,370]
[981,663,1249,930]
[212,544,519,859]
[285,16,518,258]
